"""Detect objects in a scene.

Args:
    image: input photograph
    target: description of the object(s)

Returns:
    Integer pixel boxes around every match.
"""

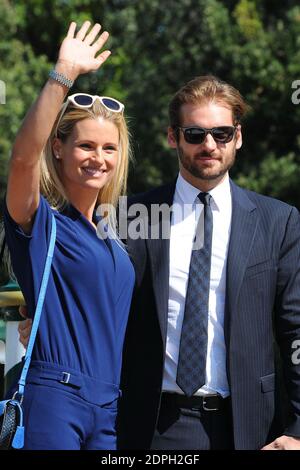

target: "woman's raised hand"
[57,21,111,78]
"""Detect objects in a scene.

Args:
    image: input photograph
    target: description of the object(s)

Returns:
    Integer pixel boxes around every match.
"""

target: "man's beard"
[177,146,236,181]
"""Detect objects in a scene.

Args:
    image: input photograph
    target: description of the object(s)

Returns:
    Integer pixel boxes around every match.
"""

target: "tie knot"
[198,192,211,206]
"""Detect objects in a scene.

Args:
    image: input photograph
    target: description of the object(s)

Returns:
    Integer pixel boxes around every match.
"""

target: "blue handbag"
[0,214,56,450]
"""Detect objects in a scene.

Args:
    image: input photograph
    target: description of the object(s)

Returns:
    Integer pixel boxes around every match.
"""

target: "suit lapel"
[146,182,176,343]
[225,181,258,337]
[133,179,258,345]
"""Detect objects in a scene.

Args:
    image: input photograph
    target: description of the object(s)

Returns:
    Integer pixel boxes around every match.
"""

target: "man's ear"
[235,124,243,150]
[52,137,62,159]
[167,127,178,149]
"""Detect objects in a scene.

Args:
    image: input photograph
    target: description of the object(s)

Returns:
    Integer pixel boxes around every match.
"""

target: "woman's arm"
[6,21,111,232]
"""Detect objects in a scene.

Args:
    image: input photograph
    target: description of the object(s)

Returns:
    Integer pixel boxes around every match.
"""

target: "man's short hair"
[168,75,249,134]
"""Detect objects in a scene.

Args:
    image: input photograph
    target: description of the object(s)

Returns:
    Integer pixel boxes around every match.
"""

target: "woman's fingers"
[58,22,111,74]
[92,31,110,53]
[95,49,111,66]
[76,20,92,40]
[84,23,102,45]
[67,21,77,38]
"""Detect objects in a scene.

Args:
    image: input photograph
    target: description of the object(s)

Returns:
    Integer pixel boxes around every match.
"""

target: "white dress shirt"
[162,172,232,397]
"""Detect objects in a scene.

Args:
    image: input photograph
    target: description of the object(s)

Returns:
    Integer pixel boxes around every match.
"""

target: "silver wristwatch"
[49,70,74,89]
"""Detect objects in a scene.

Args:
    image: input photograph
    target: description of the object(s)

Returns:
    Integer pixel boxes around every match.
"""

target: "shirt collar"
[176,172,231,211]
[209,174,231,211]
[175,172,201,205]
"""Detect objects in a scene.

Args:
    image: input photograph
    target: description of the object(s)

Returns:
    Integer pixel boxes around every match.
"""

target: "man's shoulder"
[232,181,298,215]
[127,181,176,207]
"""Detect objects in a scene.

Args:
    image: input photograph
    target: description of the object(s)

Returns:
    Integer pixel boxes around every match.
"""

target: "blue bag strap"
[17,214,56,396]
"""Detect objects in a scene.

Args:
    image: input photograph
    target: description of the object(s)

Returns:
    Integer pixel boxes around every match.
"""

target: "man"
[117,75,300,450]
[19,75,300,450]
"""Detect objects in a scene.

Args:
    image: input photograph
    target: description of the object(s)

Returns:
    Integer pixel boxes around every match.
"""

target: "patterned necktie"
[176,192,213,397]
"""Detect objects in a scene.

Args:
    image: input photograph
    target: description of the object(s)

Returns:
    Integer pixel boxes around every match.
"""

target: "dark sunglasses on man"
[177,125,238,145]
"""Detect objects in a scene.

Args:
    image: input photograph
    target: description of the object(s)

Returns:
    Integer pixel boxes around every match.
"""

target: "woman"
[3,21,135,450]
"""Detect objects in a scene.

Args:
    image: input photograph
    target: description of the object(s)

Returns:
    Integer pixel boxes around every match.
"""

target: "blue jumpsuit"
[4,197,135,449]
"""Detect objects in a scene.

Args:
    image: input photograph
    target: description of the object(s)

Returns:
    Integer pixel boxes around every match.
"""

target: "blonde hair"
[41,100,131,234]
[169,75,250,138]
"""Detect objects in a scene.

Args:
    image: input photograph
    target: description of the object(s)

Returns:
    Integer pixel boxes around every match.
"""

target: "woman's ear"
[52,137,62,159]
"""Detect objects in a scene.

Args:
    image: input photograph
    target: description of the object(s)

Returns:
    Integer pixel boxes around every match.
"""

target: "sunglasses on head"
[55,93,124,137]
[177,125,237,145]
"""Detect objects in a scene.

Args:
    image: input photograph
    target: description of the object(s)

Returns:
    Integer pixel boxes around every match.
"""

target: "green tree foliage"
[0,0,300,206]
[0,0,49,200]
